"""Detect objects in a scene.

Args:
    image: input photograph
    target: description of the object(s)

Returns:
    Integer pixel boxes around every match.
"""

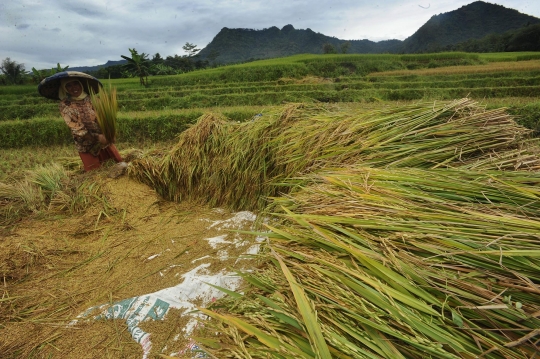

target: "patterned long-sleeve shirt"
[59,97,103,154]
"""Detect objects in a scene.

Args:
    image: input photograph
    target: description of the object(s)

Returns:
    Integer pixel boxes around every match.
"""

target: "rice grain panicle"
[90,83,118,144]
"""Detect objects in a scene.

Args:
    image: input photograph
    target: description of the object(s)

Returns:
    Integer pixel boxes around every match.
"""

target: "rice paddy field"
[1,52,540,358]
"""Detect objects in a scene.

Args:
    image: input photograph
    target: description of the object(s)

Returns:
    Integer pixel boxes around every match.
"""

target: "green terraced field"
[1,52,539,156]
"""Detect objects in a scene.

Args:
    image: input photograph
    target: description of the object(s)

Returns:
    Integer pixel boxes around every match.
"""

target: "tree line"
[0,42,219,86]
[96,43,217,85]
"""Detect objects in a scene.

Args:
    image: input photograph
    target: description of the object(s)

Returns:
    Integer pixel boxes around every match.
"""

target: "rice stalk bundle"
[130,105,305,209]
[199,166,540,358]
[129,99,540,211]
[267,99,536,172]
[90,84,118,143]
[163,113,232,201]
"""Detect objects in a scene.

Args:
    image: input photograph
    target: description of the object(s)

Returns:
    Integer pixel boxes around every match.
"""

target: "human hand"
[98,134,108,145]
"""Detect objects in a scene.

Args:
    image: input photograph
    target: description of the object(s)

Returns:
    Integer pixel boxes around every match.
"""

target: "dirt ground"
[0,172,263,358]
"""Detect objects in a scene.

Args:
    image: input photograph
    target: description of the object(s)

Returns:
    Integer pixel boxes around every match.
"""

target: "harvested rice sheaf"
[130,99,540,211]
[198,167,540,358]
[129,99,540,358]
[90,84,118,143]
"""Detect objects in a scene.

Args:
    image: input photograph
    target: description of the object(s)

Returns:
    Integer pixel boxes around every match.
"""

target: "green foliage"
[160,54,208,74]
[2,52,540,148]
[0,83,38,96]
[0,58,27,85]
[507,102,540,135]
[31,63,69,83]
[403,1,540,53]
[340,41,351,54]
[121,48,153,86]
[182,42,200,57]
[446,23,540,53]
[0,102,58,121]
[152,52,164,64]
[506,23,540,51]
[206,49,220,66]
[117,112,202,142]
[400,52,479,62]
[152,64,177,75]
[0,118,72,148]
[517,53,540,61]
[322,43,337,54]
[91,64,126,79]
[0,108,263,148]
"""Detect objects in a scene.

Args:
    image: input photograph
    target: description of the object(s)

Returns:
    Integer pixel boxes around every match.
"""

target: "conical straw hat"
[38,71,102,100]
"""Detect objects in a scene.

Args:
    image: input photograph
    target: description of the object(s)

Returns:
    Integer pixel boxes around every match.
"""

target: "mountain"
[197,25,403,64]
[71,1,539,70]
[198,1,540,64]
[69,60,127,73]
[402,1,540,53]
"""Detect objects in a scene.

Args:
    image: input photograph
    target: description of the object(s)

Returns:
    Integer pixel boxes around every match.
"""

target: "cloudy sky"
[1,0,539,70]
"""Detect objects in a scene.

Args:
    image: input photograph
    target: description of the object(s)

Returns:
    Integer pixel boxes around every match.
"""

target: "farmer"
[38,72,125,172]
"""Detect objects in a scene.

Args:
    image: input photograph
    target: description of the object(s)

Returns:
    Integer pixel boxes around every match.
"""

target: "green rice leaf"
[273,249,332,359]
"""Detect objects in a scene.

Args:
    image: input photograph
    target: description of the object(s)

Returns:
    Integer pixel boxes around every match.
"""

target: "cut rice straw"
[127,98,540,358]
[198,166,540,358]
[129,98,540,211]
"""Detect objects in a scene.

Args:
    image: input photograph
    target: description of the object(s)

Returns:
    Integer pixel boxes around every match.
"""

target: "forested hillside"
[402,1,540,52]
[198,1,540,64]
[446,23,540,52]
[197,25,402,64]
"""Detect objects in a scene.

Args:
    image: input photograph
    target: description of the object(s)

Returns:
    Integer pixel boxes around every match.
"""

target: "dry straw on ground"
[0,171,261,358]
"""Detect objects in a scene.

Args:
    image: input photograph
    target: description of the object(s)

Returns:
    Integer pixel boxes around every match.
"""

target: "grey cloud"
[65,6,105,18]
[1,0,539,70]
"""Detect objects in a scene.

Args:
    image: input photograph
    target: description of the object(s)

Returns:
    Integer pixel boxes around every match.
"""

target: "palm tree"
[121,48,153,86]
